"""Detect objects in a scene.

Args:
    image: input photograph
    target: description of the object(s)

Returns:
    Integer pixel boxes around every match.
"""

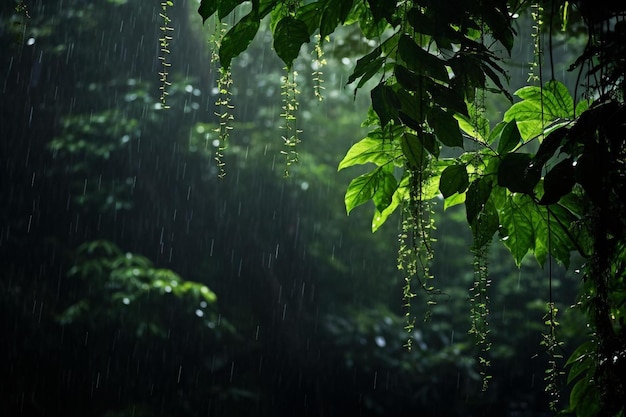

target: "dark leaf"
[539,158,576,205]
[428,106,464,148]
[497,153,541,194]
[273,16,310,69]
[347,46,383,85]
[466,176,493,224]
[440,164,469,198]
[533,125,569,167]
[295,2,322,37]
[398,34,449,83]
[218,0,243,20]
[397,88,428,125]
[497,120,521,154]
[400,132,427,169]
[471,199,499,248]
[371,84,400,127]
[320,0,354,38]
[219,12,260,69]
[366,0,396,23]
[198,0,217,23]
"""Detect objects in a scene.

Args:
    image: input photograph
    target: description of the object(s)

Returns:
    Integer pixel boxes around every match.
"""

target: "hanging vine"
[279,68,301,176]
[398,164,439,350]
[158,0,174,109]
[210,20,234,178]
[468,242,492,391]
[311,34,327,101]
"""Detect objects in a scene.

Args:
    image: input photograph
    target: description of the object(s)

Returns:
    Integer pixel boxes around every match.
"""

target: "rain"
[1,1,588,417]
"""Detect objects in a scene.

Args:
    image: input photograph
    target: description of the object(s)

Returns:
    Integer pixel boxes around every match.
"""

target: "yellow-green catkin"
[158,1,174,109]
[312,34,327,101]
[528,2,544,84]
[280,68,301,176]
[210,22,234,178]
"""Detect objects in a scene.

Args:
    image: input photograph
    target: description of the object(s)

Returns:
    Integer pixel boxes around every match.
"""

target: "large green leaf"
[439,163,469,198]
[344,166,397,215]
[498,193,535,266]
[337,129,401,170]
[531,203,575,267]
[273,16,310,69]
[504,80,575,141]
[219,12,260,68]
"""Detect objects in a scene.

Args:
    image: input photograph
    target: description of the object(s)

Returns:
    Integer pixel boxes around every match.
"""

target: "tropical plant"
[197,0,626,415]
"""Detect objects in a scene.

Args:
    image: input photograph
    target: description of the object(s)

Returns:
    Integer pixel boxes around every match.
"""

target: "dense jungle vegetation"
[1,0,624,416]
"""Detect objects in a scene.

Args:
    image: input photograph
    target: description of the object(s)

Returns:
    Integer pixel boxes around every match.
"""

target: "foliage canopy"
[197,0,626,415]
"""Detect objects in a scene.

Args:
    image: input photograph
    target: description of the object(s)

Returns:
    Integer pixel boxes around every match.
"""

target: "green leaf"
[439,164,469,198]
[497,153,540,194]
[372,167,398,212]
[344,166,396,215]
[443,192,466,210]
[219,12,260,69]
[337,129,401,170]
[428,107,464,148]
[498,193,535,266]
[537,203,576,267]
[273,16,310,69]
[504,81,575,140]
[497,120,521,154]
[372,173,409,232]
[455,113,486,143]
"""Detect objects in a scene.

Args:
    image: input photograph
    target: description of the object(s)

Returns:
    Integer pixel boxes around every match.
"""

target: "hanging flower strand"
[312,34,327,101]
[158,1,174,109]
[280,68,301,177]
[210,21,234,178]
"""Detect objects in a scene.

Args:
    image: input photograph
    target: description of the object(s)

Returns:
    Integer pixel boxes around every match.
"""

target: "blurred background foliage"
[1,0,586,416]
